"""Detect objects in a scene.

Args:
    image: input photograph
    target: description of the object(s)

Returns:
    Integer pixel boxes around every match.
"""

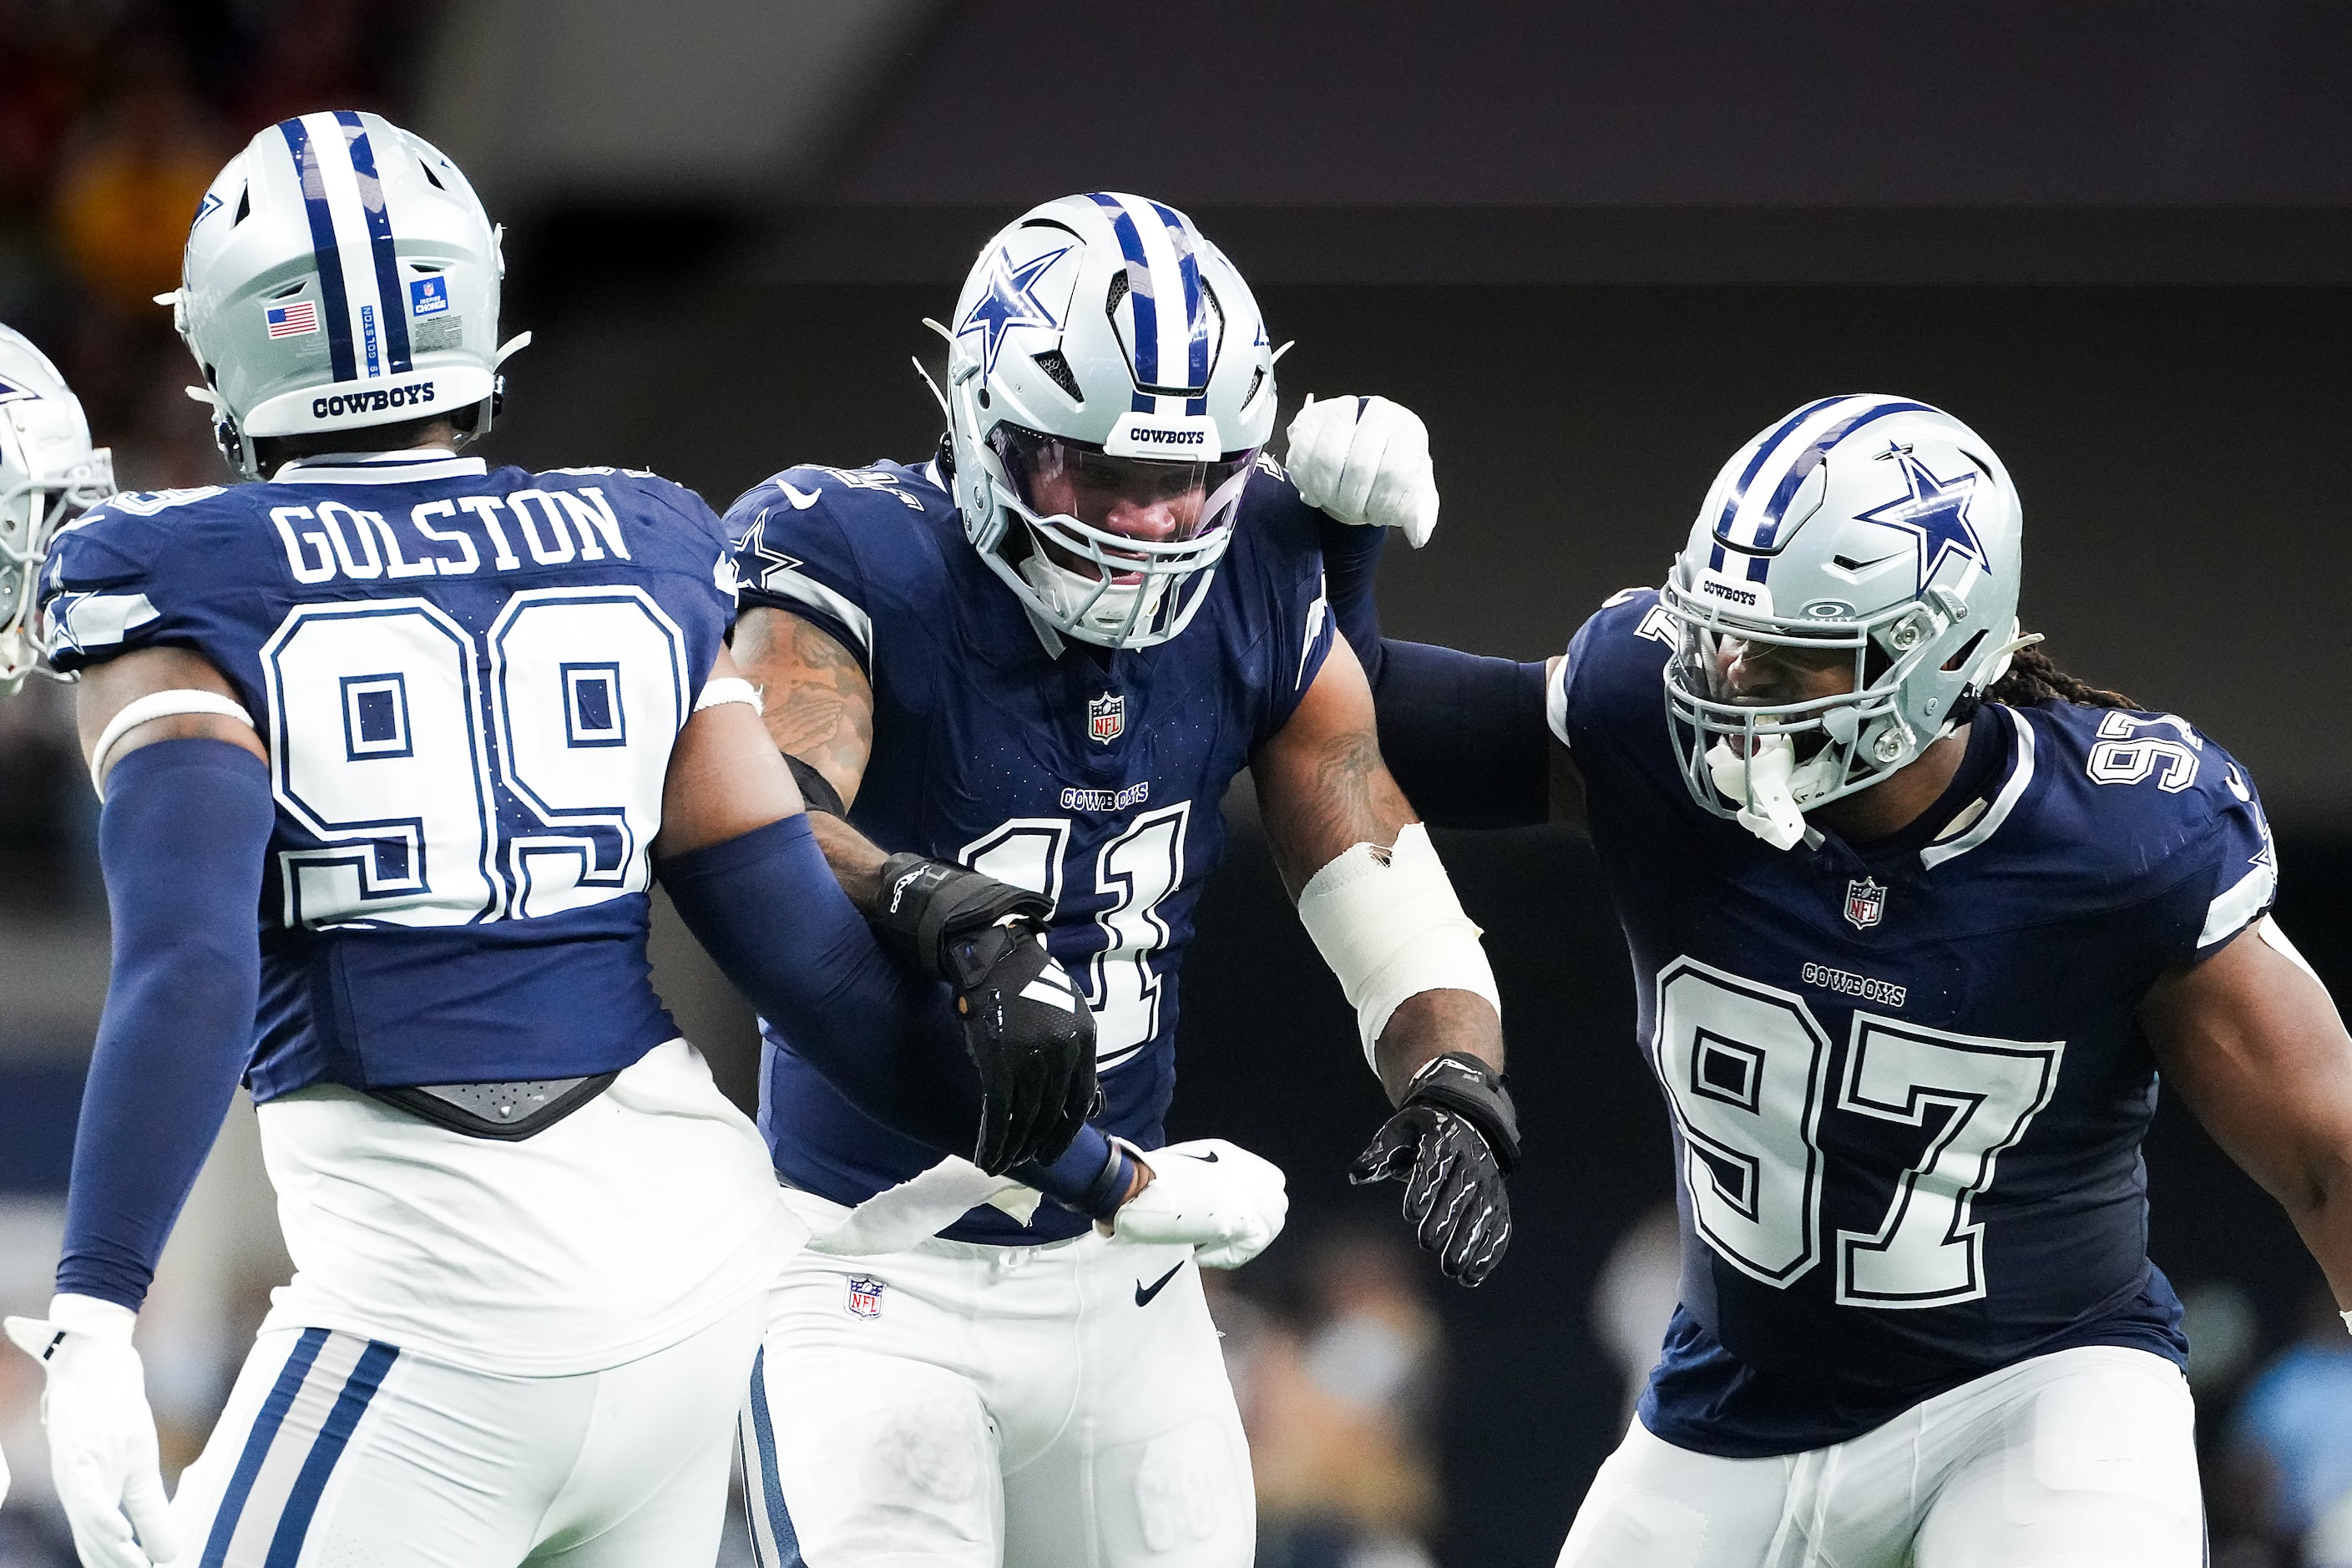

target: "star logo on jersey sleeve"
[1855,444,1985,590]
[732,515,804,595]
[956,245,1071,377]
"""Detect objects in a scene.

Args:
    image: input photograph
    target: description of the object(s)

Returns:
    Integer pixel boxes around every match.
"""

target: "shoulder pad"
[739,463,936,524]
[2008,702,2274,928]
[2021,702,2259,828]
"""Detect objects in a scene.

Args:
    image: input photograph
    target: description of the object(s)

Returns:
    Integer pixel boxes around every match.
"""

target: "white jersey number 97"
[1654,956,2065,1311]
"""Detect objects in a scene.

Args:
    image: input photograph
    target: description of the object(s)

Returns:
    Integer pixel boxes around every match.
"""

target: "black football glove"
[1350,1052,1520,1287]
[873,853,1097,1175]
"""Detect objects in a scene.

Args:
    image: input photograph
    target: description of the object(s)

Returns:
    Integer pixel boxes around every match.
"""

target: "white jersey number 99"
[261,588,689,928]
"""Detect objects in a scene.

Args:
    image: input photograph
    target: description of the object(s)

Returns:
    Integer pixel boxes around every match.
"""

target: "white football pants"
[1558,1345,2203,1568]
[740,1187,1254,1568]
[169,1296,764,1567]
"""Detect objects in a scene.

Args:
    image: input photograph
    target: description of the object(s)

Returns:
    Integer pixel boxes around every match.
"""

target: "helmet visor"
[990,426,1256,561]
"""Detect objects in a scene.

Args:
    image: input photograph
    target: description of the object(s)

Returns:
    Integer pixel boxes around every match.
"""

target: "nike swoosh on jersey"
[781,483,822,509]
[1135,1261,1186,1308]
[1170,1150,1219,1162]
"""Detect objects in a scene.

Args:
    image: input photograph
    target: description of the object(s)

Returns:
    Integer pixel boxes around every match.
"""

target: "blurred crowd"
[0,0,427,895]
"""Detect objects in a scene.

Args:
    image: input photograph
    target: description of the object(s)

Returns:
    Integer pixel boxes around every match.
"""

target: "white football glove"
[1284,393,1439,548]
[1110,1138,1288,1269]
[4,1295,181,1568]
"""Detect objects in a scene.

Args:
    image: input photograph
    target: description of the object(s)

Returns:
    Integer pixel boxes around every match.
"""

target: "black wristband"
[1059,1140,1136,1222]
[781,752,846,817]
[872,852,1050,982]
[1402,1052,1522,1173]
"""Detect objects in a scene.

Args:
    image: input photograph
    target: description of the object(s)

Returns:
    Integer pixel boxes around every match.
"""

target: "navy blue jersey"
[729,455,1333,1243]
[1555,589,2276,1457]
[41,452,740,1098]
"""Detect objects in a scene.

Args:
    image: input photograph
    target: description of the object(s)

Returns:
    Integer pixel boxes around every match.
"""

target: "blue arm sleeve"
[1373,641,1552,830]
[1316,514,1551,830]
[657,816,1122,1213]
[57,739,275,1310]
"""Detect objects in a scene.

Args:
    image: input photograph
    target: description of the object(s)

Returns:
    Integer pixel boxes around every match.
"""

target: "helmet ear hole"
[1941,629,1989,674]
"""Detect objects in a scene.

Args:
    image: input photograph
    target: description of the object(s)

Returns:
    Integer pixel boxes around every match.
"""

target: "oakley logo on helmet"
[312,384,436,419]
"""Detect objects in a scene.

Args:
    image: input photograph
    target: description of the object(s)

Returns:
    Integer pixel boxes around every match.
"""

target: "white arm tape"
[693,677,764,716]
[89,690,257,801]
[1294,822,1500,1071]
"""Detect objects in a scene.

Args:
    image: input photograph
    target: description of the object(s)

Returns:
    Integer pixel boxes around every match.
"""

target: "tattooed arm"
[731,605,890,912]
[1254,636,1505,1099]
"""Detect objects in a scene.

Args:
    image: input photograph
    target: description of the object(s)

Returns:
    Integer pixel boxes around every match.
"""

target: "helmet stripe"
[1146,200,1210,415]
[1745,399,1936,550]
[1714,395,1843,545]
[277,118,358,383]
[334,113,412,377]
[1086,193,1158,413]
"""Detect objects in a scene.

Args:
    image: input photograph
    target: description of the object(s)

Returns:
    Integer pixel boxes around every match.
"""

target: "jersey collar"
[1918,706,2037,871]
[273,449,489,486]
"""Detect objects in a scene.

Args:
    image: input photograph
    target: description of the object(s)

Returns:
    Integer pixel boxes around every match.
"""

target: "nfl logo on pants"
[844,1277,885,1319]
[1088,691,1125,744]
[1845,877,1887,930]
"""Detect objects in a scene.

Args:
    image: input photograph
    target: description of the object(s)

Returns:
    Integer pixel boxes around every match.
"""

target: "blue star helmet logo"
[0,377,36,407]
[956,245,1070,377]
[1854,443,1986,589]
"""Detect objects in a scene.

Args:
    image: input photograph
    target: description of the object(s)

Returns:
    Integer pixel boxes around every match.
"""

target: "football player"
[0,321,113,1532]
[1315,394,2352,1565]
[0,326,115,699]
[723,194,1520,1567]
[2,114,1100,1568]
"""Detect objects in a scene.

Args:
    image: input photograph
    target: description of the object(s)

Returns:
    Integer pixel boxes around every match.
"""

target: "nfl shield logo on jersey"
[1844,877,1888,930]
[844,1277,886,1319]
[1088,691,1125,745]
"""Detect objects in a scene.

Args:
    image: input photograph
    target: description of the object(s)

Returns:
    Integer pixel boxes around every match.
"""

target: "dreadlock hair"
[1985,642,2137,711]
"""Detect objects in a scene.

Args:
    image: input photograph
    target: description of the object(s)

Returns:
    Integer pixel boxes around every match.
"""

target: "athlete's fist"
[1285,394,1439,548]
[872,853,1099,1175]
[948,920,1099,1176]
[1111,1138,1289,1268]
[1351,1053,1520,1287]
[5,1296,182,1568]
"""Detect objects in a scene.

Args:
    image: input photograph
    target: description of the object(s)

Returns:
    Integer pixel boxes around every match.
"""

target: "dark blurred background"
[3,4,2349,1566]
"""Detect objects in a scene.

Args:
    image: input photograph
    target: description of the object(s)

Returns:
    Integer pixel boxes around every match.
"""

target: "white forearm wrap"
[1295,822,1499,1070]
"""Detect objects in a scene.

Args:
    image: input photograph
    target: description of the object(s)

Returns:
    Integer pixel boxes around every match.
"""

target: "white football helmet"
[944,193,1277,649]
[1657,396,2029,845]
[159,111,527,478]
[0,326,114,697]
